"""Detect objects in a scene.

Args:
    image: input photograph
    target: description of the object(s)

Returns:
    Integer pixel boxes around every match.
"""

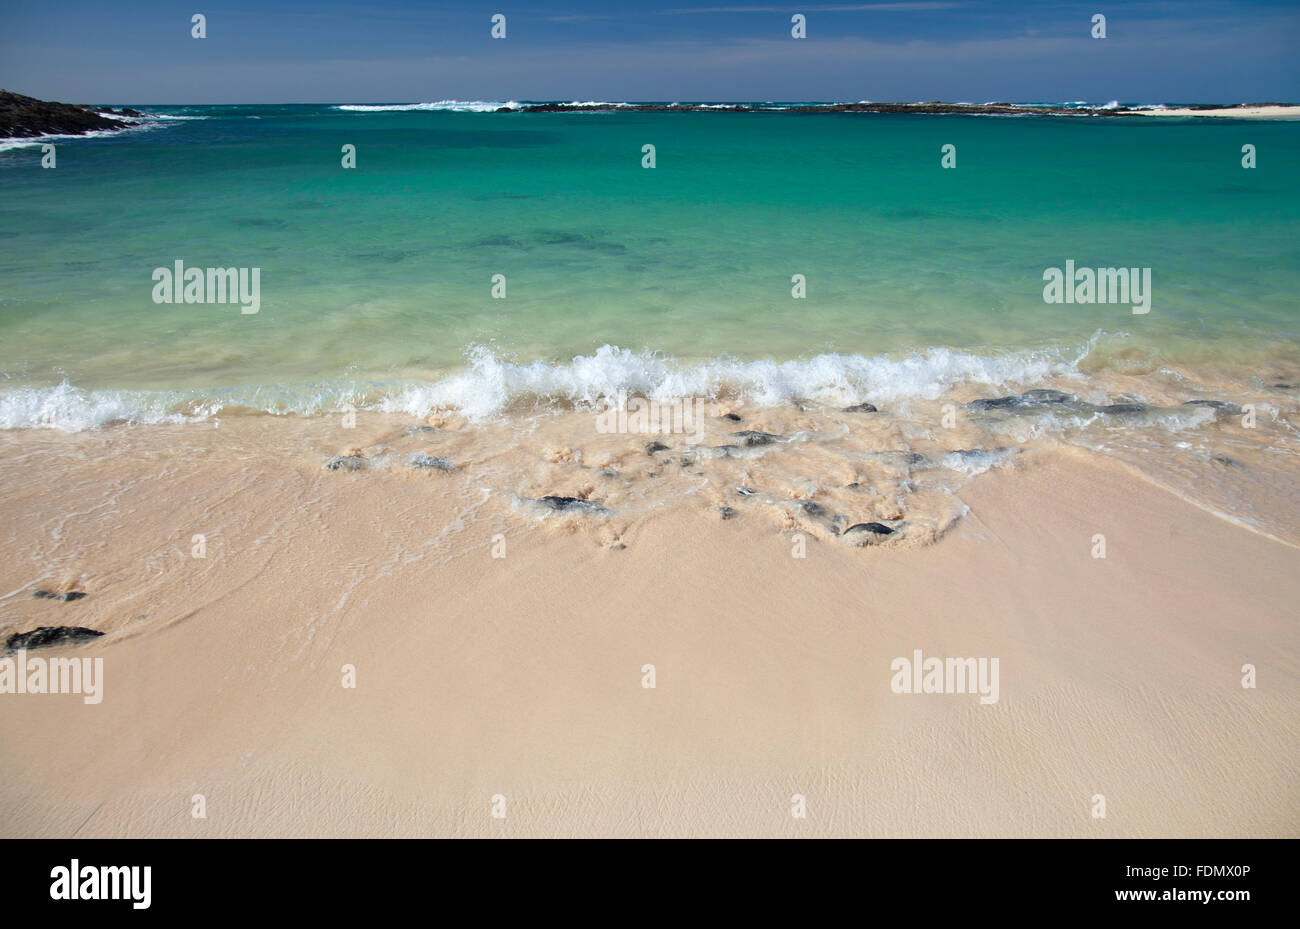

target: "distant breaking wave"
[335,100,520,113]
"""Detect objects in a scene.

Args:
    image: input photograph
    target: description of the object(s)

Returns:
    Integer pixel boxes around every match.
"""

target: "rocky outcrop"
[0,89,140,139]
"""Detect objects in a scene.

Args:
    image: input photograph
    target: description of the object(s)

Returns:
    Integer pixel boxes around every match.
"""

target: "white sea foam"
[378,343,1079,421]
[0,383,213,431]
[0,340,1127,431]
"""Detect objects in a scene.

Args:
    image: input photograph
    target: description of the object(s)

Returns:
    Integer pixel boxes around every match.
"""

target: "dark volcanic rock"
[409,453,455,471]
[1098,403,1148,415]
[716,505,737,520]
[645,441,669,455]
[731,430,780,447]
[6,626,104,650]
[1,89,138,139]
[720,412,743,422]
[538,495,608,514]
[324,455,367,471]
[843,402,879,413]
[799,500,828,518]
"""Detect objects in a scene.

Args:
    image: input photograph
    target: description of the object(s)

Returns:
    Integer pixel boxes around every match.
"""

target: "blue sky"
[1,1,1297,103]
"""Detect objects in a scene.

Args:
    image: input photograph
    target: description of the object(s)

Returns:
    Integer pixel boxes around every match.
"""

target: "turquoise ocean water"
[1,102,1297,426]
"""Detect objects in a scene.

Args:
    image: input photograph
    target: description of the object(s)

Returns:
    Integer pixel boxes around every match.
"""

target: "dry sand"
[0,422,1296,838]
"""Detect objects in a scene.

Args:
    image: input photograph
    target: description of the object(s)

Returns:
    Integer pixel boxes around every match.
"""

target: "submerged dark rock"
[1182,400,1243,413]
[970,390,1076,413]
[1020,389,1074,404]
[799,500,828,518]
[843,402,879,413]
[966,396,1021,412]
[324,455,367,472]
[409,453,455,471]
[731,430,780,447]
[716,506,737,520]
[720,412,743,422]
[872,450,925,469]
[645,441,669,455]
[6,626,104,650]
[1098,403,1148,415]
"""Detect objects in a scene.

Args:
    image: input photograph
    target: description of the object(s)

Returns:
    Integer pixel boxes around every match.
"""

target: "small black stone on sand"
[32,590,85,602]
[6,626,104,650]
[843,402,879,413]
[645,441,669,455]
[843,522,895,536]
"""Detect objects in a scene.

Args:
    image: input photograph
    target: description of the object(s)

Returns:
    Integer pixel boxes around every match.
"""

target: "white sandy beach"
[0,417,1295,838]
[1134,105,1300,118]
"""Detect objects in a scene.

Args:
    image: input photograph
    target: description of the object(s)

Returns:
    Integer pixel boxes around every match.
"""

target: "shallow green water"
[1,104,1297,424]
